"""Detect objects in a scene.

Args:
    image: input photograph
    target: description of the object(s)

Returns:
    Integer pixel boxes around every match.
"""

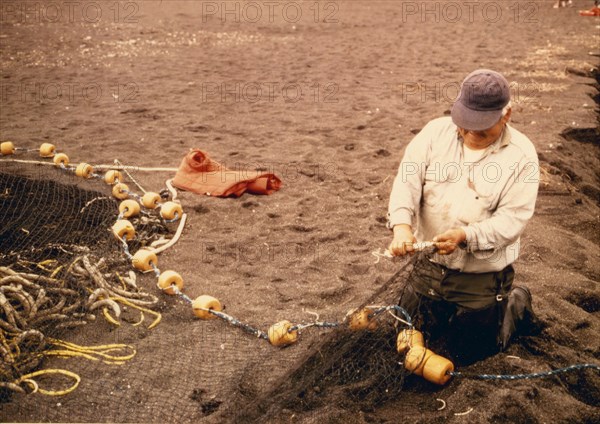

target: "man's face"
[458,108,511,149]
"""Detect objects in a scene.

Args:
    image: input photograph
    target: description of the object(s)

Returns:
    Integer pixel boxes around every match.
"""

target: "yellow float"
[192,295,222,319]
[112,183,129,200]
[160,202,183,220]
[118,199,140,218]
[39,143,56,158]
[268,320,298,346]
[396,328,425,354]
[1,141,15,155]
[157,271,184,295]
[397,329,454,385]
[75,163,93,179]
[141,192,161,209]
[131,249,158,272]
[347,307,378,331]
[104,170,123,185]
[53,153,69,167]
[112,220,135,241]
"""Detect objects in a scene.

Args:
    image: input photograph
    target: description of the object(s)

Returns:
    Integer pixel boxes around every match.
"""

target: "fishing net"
[2,146,599,424]
[0,152,171,401]
[228,258,439,423]
[0,146,424,421]
[0,145,447,423]
[231,283,408,421]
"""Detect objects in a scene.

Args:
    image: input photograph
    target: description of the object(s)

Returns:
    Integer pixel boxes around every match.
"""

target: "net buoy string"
[386,310,412,327]
[289,321,340,332]
[169,285,194,304]
[0,158,178,172]
[123,190,143,202]
[120,236,133,259]
[7,145,421,349]
[201,307,269,340]
[371,305,413,326]
[449,363,600,381]
[149,262,161,278]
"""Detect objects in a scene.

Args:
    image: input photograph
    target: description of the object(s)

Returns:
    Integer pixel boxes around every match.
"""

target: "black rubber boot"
[499,285,542,351]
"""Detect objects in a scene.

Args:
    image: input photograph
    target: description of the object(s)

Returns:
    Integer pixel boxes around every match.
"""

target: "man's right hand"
[389,224,417,256]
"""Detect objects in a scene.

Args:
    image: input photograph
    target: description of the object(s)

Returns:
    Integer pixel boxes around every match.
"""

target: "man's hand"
[433,228,467,255]
[389,224,417,256]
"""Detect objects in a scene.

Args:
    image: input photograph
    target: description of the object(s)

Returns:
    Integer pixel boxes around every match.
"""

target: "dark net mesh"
[9,153,594,423]
[0,159,170,404]
[0,167,118,265]
[1,154,430,423]
[230,264,421,423]
[0,164,171,265]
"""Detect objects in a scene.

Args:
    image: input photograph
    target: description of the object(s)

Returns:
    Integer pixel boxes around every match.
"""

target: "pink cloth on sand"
[172,149,282,197]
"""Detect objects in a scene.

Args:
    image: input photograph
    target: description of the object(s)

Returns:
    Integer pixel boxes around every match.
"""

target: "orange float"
[398,329,454,385]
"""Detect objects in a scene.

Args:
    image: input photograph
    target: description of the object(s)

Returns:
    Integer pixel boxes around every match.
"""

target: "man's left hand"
[433,228,467,255]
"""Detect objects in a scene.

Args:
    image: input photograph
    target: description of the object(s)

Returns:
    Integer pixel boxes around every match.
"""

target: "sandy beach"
[1,1,599,422]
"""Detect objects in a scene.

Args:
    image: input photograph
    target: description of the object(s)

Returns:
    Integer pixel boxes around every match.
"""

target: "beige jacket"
[388,117,539,272]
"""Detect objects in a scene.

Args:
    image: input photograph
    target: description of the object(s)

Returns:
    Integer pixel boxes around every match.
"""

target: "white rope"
[371,242,435,263]
[386,310,412,327]
[1,158,177,172]
[302,308,320,322]
[165,179,178,201]
[150,238,170,248]
[454,407,473,416]
[114,159,146,193]
[149,213,187,255]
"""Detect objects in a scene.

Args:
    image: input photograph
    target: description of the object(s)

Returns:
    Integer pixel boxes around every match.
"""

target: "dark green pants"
[409,258,514,310]
[399,257,537,365]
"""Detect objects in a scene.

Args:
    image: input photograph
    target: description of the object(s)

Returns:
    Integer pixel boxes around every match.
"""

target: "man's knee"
[448,303,501,364]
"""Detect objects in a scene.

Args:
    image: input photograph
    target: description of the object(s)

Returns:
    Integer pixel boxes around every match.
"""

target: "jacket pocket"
[422,172,449,207]
[456,187,493,225]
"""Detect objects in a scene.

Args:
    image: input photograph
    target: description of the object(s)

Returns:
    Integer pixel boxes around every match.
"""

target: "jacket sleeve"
[461,155,539,253]
[387,122,433,229]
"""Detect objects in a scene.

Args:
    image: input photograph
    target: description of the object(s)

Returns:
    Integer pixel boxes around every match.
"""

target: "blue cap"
[451,69,510,131]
